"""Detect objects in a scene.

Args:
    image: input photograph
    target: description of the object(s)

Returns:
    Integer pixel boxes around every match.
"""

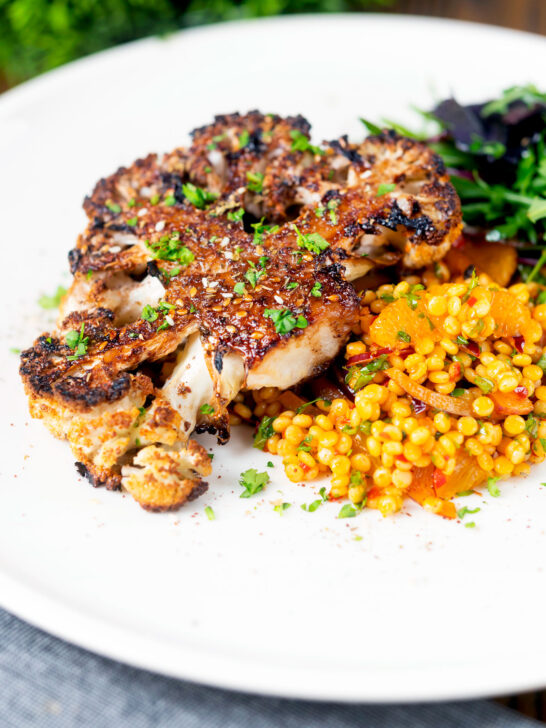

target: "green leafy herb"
[65,322,89,360]
[142,304,158,322]
[227,207,245,222]
[204,506,215,521]
[273,502,291,515]
[345,354,389,392]
[164,194,176,206]
[481,84,546,117]
[487,476,501,497]
[457,506,481,519]
[301,487,329,512]
[251,218,279,245]
[525,414,538,438]
[246,171,264,193]
[239,468,270,498]
[127,216,138,226]
[145,231,195,264]
[10,347,21,354]
[233,282,246,295]
[465,521,476,529]
[397,330,411,343]
[253,416,275,450]
[376,183,396,197]
[400,284,424,310]
[238,130,250,148]
[338,503,358,518]
[296,397,331,414]
[359,118,383,135]
[310,281,322,297]
[289,129,324,155]
[38,285,67,310]
[293,225,329,254]
[267,461,274,468]
[200,403,215,415]
[182,182,217,209]
[106,201,121,214]
[451,388,466,397]
[474,375,494,394]
[264,308,308,334]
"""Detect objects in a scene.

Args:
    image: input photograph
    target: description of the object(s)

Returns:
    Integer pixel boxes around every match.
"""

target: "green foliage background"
[0,0,390,86]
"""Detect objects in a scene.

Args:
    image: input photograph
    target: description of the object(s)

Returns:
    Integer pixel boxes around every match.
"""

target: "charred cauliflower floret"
[20,111,461,512]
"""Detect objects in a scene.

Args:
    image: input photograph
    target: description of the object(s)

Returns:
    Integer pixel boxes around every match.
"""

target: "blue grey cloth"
[0,609,540,728]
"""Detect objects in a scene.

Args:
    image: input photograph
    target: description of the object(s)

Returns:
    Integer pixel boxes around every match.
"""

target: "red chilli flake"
[514,385,529,398]
[513,336,525,353]
[467,296,477,307]
[450,362,462,381]
[345,347,392,367]
[433,468,447,492]
[410,396,427,415]
[398,347,415,359]
[462,340,480,358]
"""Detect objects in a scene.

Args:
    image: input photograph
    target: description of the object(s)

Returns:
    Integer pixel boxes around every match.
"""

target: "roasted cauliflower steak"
[20,111,461,511]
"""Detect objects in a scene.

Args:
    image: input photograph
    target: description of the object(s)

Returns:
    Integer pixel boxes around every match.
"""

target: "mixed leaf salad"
[365,84,546,281]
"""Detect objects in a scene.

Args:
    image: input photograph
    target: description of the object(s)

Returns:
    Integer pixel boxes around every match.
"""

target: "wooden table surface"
[384,0,546,36]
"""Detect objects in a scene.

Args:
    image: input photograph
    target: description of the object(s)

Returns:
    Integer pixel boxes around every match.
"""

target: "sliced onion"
[345,347,392,367]
[386,368,474,417]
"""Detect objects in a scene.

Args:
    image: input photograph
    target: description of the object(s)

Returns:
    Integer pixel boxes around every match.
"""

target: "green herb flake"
[310,281,322,297]
[289,129,324,156]
[182,182,218,209]
[253,416,275,450]
[397,330,411,343]
[376,183,396,197]
[239,468,270,498]
[293,224,329,255]
[127,216,138,226]
[264,308,308,334]
[246,171,264,193]
[106,201,121,214]
[38,285,67,310]
[273,502,291,515]
[142,304,158,323]
[204,506,215,521]
[457,506,481,519]
[338,503,358,519]
[233,282,246,296]
[487,476,501,497]
[65,322,89,361]
[200,403,215,415]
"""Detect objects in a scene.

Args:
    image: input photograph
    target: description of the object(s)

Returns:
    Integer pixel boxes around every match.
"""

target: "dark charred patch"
[187,480,209,502]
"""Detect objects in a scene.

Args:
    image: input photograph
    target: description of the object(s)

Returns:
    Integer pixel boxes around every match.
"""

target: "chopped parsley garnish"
[293,225,329,254]
[310,281,322,297]
[182,182,218,209]
[397,330,411,343]
[251,218,279,245]
[264,308,308,334]
[227,208,245,222]
[38,285,67,310]
[239,468,270,498]
[200,403,215,415]
[65,322,89,360]
[289,129,324,156]
[207,133,225,150]
[127,198,136,208]
[285,281,299,290]
[273,502,291,515]
[525,414,538,438]
[244,263,265,288]
[106,201,121,214]
[127,216,138,226]
[267,461,274,468]
[327,198,340,224]
[150,194,160,205]
[246,171,264,193]
[141,304,158,322]
[301,487,328,512]
[233,281,246,295]
[10,347,21,354]
[474,375,494,394]
[296,397,331,414]
[452,388,466,397]
[345,353,389,392]
[376,183,396,197]
[253,416,274,450]
[338,503,358,518]
[238,130,250,148]
[145,232,195,264]
[164,194,176,206]
[457,506,481,519]
[400,284,424,310]
[465,521,476,529]
[487,476,501,497]
[204,506,215,521]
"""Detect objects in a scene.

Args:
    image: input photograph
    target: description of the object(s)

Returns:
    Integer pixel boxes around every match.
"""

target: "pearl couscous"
[242,251,546,519]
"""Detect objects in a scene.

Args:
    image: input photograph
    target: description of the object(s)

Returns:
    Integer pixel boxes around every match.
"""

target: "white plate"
[2,14,546,703]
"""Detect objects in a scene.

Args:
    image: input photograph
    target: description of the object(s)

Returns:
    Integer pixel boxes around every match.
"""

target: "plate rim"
[3,12,546,702]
